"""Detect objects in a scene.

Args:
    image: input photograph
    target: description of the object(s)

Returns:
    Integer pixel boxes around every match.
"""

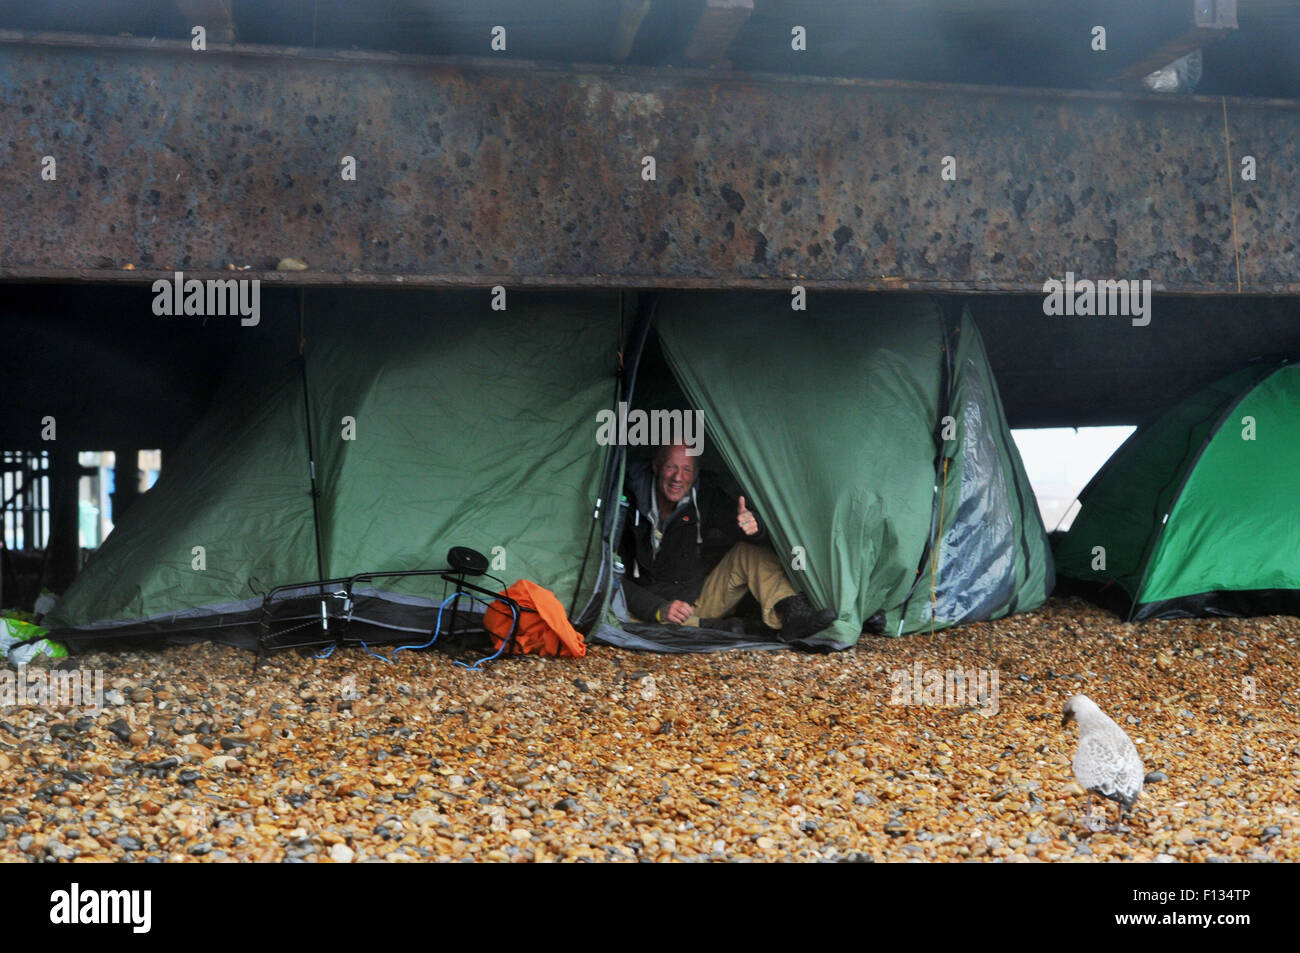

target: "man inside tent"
[619,443,838,641]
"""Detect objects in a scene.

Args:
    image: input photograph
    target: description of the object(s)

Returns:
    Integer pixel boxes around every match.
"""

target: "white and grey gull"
[1062,694,1145,832]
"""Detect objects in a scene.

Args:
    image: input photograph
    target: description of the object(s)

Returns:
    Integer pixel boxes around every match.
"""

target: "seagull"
[1061,695,1145,832]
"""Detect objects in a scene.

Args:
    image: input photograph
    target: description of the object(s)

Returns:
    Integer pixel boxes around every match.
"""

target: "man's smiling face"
[654,444,697,509]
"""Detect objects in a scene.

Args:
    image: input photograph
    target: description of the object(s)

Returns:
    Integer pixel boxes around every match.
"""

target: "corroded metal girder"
[1,30,1297,293]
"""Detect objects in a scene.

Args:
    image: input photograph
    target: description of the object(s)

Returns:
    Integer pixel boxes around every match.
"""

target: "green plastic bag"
[1,616,68,665]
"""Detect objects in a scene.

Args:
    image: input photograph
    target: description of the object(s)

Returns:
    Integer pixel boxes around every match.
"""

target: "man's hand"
[660,600,694,624]
[737,496,759,536]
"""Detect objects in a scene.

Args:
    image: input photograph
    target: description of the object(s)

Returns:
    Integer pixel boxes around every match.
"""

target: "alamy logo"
[152,271,260,326]
[1041,272,1151,326]
[889,662,1000,717]
[595,402,705,456]
[0,664,104,714]
[50,884,151,933]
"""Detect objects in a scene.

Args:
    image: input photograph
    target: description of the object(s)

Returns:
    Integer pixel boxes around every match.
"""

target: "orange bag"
[483,580,587,658]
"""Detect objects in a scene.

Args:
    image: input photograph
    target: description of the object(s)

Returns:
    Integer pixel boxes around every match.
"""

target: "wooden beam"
[41,445,80,595]
[110,449,142,522]
[611,0,653,62]
[1105,0,1236,88]
[682,0,753,66]
[176,0,236,45]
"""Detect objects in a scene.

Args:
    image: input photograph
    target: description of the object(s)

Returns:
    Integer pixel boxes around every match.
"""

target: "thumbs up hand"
[737,496,759,536]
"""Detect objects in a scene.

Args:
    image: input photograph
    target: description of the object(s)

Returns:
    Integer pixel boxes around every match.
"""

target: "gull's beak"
[1061,710,1074,727]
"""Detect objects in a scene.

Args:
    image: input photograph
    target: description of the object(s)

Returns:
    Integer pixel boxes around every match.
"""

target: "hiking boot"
[700,616,747,635]
[774,595,837,641]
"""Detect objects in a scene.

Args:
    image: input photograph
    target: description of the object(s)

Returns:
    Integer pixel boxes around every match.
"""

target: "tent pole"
[569,291,628,619]
[298,289,329,622]
[572,292,656,627]
[895,303,957,635]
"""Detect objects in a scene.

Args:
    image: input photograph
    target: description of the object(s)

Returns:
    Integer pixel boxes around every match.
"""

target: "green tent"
[1055,361,1300,620]
[47,291,1052,651]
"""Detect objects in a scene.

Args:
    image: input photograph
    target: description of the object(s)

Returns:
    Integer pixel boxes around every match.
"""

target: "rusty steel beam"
[1,30,1298,294]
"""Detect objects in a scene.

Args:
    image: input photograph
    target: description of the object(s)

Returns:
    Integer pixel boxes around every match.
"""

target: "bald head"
[653,442,692,467]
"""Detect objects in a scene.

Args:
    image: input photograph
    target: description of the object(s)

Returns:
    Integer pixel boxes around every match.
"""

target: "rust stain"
[0,39,1297,292]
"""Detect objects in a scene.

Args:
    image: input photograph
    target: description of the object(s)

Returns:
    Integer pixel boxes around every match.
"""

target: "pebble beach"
[1,597,1295,863]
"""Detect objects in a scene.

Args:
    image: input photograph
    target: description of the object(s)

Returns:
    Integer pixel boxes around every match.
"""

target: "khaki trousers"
[685,542,797,630]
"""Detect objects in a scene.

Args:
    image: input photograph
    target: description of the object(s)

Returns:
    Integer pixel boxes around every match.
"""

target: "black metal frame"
[254,567,530,664]
[1,450,50,552]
